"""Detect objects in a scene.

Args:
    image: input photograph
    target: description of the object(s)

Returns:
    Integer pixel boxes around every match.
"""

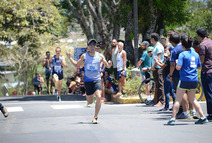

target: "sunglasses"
[147,51,152,53]
[89,43,96,46]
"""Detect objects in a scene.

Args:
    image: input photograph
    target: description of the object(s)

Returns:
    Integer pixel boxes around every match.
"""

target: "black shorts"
[178,80,198,90]
[53,71,63,80]
[34,85,40,92]
[84,80,102,95]
[45,71,52,80]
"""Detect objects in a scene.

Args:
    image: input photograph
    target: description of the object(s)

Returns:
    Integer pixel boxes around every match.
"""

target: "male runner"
[43,51,53,94]
[49,47,66,101]
[66,39,112,124]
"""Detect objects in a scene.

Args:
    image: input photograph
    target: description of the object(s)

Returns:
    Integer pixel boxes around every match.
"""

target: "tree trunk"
[17,66,22,96]
[124,10,134,65]
[144,0,158,41]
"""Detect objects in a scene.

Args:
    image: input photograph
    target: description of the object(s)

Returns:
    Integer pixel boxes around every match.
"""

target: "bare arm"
[43,59,47,67]
[176,65,181,71]
[170,62,176,76]
[200,55,205,64]
[101,54,112,68]
[137,60,143,68]
[154,58,167,69]
[67,50,85,67]
[122,51,127,70]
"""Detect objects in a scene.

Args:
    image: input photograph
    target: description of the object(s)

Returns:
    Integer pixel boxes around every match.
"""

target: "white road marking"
[7,107,24,112]
[51,104,83,109]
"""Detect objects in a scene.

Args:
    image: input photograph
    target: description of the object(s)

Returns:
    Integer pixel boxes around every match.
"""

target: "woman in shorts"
[167,38,208,125]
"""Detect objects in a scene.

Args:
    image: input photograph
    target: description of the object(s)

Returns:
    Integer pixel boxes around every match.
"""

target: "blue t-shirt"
[139,51,152,75]
[152,42,164,69]
[177,49,201,81]
[170,44,183,77]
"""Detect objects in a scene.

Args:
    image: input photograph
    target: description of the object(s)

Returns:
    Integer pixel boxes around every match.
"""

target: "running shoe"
[113,92,122,98]
[189,110,199,119]
[167,118,176,125]
[57,96,61,102]
[0,107,9,118]
[195,118,208,124]
[101,97,107,102]
[92,117,98,124]
[87,101,90,107]
[176,112,190,119]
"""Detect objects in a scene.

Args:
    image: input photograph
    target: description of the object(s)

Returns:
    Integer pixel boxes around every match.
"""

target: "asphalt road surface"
[0,95,211,143]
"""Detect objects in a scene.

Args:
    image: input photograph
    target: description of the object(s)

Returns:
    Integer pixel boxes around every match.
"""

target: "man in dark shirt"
[197,27,212,122]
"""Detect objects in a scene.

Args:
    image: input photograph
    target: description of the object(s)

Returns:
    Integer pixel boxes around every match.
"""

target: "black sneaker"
[195,118,208,124]
[206,116,212,122]
[1,107,9,118]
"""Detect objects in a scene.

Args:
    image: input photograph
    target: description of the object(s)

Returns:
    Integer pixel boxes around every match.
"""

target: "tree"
[182,0,212,38]
[0,0,66,95]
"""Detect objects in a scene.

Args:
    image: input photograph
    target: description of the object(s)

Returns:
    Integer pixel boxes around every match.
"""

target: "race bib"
[87,63,98,71]
[190,56,196,68]
[55,65,62,71]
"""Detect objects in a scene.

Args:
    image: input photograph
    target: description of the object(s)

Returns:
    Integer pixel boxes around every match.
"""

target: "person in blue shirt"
[137,41,152,101]
[67,39,112,124]
[167,38,208,125]
[49,47,66,101]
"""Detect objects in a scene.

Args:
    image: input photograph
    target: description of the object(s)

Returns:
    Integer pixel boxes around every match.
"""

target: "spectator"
[115,42,127,97]
[154,46,176,111]
[38,74,44,95]
[197,27,212,122]
[32,73,40,95]
[104,71,117,101]
[150,33,165,106]
[167,38,208,125]
[193,40,200,54]
[137,41,152,101]
[111,39,119,80]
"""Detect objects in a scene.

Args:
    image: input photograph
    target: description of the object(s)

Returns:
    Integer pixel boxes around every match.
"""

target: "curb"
[112,94,206,104]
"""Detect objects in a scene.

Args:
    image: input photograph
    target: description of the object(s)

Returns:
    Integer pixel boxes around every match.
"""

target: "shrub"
[123,75,142,97]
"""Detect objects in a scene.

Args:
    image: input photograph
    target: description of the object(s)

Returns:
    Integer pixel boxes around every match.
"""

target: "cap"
[139,41,149,46]
[87,39,97,46]
[147,46,154,51]
[196,27,208,38]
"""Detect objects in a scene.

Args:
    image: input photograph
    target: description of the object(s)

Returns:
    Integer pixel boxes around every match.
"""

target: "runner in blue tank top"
[67,39,112,124]
[49,47,66,101]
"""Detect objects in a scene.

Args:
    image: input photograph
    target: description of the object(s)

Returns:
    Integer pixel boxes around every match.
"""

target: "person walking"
[66,39,112,124]
[49,47,66,101]
[167,38,208,125]
[197,27,212,122]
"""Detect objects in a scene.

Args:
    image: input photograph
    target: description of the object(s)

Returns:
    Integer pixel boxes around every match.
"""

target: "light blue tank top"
[84,52,101,82]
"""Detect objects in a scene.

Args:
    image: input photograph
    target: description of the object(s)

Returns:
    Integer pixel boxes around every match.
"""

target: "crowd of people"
[1,27,211,125]
[137,28,211,125]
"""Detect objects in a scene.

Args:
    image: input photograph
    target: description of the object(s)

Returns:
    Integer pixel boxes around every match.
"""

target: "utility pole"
[133,0,138,66]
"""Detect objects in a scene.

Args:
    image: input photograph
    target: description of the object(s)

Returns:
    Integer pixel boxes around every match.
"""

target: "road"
[0,95,211,143]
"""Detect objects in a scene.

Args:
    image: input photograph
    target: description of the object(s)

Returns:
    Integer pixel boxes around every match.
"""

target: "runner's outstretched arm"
[66,50,84,67]
[100,54,112,68]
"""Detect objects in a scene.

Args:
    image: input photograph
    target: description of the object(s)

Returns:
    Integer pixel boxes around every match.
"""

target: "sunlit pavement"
[0,95,211,143]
